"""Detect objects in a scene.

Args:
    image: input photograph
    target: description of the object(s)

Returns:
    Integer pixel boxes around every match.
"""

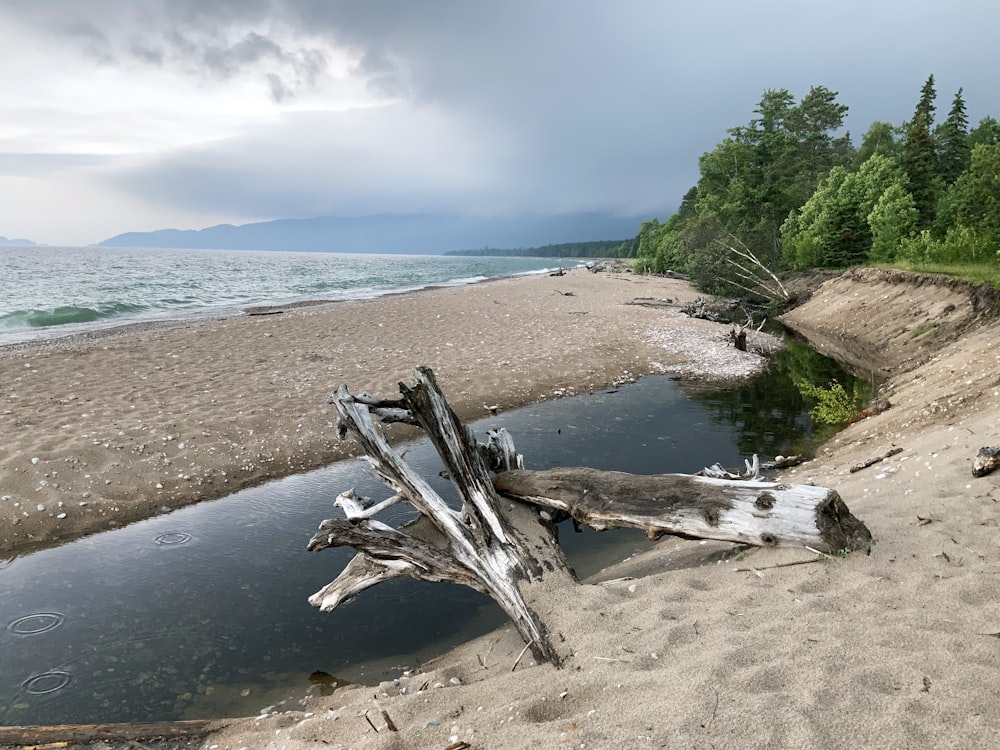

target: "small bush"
[797,380,864,426]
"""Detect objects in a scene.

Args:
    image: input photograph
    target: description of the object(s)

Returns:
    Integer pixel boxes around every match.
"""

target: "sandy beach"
[1,268,767,554]
[3,267,999,749]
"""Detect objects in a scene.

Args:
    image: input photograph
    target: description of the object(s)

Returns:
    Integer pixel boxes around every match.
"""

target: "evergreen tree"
[937,88,971,185]
[901,75,939,227]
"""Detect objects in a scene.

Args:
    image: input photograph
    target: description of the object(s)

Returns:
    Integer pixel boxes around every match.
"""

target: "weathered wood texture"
[0,720,214,745]
[308,368,569,665]
[492,467,872,553]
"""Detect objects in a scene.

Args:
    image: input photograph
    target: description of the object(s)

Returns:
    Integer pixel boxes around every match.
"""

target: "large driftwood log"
[308,367,871,668]
[492,468,872,553]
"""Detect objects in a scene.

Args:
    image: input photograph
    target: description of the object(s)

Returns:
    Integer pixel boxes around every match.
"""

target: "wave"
[0,302,150,329]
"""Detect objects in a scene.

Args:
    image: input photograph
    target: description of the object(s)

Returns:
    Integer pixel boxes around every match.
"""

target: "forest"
[633,76,1000,296]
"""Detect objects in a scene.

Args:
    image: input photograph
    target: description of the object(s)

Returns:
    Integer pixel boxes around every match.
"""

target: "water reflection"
[689,338,872,458]
[0,359,864,726]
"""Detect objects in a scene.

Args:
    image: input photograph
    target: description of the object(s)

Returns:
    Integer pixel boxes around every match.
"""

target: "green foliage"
[899,226,998,265]
[781,155,913,268]
[868,183,919,262]
[638,74,997,286]
[796,380,867,426]
[856,121,902,165]
[969,117,1000,148]
[682,85,854,283]
[882,260,1000,289]
[949,141,1000,251]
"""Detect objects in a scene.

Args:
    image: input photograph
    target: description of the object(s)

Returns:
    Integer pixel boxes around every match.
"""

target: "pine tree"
[901,75,939,227]
[937,88,971,185]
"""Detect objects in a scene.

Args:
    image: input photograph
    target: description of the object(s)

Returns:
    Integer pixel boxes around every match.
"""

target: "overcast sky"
[1,0,998,246]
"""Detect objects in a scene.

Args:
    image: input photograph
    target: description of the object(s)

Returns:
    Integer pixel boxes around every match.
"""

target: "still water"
[0,345,856,725]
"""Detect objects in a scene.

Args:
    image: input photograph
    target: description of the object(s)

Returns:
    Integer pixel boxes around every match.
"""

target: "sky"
[1,0,998,246]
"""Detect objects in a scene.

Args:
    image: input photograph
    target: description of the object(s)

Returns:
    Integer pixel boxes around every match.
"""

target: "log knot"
[755,493,776,510]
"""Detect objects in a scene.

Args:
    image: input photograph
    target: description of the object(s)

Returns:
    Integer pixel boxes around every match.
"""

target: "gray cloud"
[2,0,1000,240]
[0,153,117,178]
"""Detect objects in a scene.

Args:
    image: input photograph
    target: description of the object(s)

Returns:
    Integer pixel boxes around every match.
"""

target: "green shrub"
[796,380,865,425]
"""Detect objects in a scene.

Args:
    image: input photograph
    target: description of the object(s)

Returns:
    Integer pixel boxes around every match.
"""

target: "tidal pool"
[0,342,863,725]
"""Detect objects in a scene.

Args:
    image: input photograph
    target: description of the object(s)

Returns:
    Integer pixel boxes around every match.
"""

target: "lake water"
[0,247,563,346]
[0,345,854,726]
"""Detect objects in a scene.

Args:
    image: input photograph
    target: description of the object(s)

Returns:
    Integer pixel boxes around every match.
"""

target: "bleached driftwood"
[308,367,871,667]
[308,368,570,665]
[492,467,872,553]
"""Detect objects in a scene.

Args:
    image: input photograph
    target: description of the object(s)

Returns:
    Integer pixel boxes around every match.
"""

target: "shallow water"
[0,350,855,725]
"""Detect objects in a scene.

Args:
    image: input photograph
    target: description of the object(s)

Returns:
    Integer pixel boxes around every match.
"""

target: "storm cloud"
[1,0,998,244]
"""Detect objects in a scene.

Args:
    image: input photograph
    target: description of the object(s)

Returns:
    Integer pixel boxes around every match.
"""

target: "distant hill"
[0,235,37,246]
[97,212,646,254]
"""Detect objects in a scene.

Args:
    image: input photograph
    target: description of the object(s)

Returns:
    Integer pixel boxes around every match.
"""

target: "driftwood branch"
[849,447,903,473]
[310,368,565,665]
[493,468,872,553]
[712,231,789,302]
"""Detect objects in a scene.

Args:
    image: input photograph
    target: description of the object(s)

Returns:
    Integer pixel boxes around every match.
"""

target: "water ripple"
[22,670,74,695]
[7,612,65,636]
[154,531,193,546]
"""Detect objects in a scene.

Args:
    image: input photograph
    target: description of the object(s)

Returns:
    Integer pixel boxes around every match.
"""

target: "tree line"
[633,76,1000,295]
[446,239,633,258]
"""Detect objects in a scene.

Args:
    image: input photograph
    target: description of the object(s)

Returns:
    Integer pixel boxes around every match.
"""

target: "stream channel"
[0,341,865,726]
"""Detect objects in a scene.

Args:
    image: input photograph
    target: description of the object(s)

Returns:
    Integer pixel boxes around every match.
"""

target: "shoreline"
[1,268,771,555]
[0,263,569,352]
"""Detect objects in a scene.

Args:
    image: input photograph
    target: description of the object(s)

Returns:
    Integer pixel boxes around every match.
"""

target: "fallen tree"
[308,367,871,665]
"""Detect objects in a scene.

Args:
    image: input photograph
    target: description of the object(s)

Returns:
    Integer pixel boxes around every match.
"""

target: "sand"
[1,268,769,554]
[3,267,999,749]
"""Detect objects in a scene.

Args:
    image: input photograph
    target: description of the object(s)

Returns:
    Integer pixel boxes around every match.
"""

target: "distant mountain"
[0,235,37,246]
[97,212,646,254]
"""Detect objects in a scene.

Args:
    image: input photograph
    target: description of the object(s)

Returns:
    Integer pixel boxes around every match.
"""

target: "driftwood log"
[493,468,871,552]
[308,367,871,666]
[0,720,214,745]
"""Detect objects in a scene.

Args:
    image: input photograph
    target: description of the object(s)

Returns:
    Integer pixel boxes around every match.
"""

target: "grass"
[880,260,1000,288]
